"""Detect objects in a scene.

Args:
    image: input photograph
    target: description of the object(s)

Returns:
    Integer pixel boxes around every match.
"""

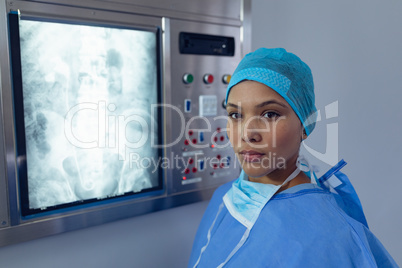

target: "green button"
[183,73,194,84]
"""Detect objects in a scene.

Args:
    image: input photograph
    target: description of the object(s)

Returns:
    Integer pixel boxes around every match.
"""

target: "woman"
[188,48,397,267]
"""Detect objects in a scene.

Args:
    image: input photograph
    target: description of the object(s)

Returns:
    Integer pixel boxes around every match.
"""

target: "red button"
[213,164,218,169]
[184,168,190,174]
[184,139,190,145]
[217,127,221,133]
[192,167,198,173]
[220,136,225,142]
[217,155,221,159]
[188,158,194,164]
[192,138,197,144]
[203,74,214,84]
[220,163,225,168]
[188,130,193,136]
[214,136,218,142]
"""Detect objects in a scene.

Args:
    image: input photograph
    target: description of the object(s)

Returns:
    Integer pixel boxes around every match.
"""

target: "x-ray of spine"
[19,19,159,210]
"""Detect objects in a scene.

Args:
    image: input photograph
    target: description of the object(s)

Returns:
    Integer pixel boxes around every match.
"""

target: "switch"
[199,132,204,142]
[184,99,191,113]
[222,156,231,167]
[199,160,205,171]
[226,157,231,166]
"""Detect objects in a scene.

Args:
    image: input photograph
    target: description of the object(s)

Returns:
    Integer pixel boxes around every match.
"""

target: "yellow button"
[222,74,231,84]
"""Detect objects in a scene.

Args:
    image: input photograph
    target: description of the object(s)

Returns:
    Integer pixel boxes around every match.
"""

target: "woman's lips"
[239,150,265,162]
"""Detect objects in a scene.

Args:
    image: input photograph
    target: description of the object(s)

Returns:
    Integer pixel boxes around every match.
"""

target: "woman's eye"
[228,113,241,119]
[262,111,280,119]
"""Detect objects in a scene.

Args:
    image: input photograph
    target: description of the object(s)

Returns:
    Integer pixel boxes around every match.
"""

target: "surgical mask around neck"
[223,164,301,230]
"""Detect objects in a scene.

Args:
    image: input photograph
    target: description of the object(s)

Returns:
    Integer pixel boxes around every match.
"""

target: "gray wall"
[251,0,402,265]
[0,0,401,267]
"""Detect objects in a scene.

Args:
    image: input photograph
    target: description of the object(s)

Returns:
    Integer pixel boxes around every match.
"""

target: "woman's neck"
[247,154,311,192]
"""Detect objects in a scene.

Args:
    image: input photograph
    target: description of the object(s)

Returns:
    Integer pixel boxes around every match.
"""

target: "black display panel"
[9,13,163,217]
[179,32,235,56]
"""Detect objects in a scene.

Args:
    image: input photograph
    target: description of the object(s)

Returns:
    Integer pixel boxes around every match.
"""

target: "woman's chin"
[241,165,272,179]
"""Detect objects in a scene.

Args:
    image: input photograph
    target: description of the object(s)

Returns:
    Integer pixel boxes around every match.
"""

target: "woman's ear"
[301,129,307,141]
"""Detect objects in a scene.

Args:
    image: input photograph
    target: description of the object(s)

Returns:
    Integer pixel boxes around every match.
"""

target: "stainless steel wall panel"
[0,0,17,227]
[10,0,242,26]
[0,0,249,246]
[8,0,162,28]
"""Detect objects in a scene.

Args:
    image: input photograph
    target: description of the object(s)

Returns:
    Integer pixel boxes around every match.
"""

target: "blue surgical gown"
[189,181,397,267]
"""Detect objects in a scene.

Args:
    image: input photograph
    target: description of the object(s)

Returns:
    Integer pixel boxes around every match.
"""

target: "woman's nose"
[241,117,263,143]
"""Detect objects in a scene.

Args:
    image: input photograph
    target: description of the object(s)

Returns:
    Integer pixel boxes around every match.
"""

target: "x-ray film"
[16,18,161,214]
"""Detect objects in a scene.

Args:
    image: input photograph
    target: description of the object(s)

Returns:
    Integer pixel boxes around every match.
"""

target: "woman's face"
[226,80,304,180]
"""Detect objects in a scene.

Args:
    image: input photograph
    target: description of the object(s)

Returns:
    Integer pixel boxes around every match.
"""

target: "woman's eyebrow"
[226,102,240,109]
[226,100,288,109]
[256,100,288,109]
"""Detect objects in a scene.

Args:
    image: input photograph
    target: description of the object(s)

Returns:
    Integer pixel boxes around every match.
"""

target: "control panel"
[167,19,242,194]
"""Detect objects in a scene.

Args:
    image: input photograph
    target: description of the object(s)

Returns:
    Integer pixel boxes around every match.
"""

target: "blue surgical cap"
[226,48,317,136]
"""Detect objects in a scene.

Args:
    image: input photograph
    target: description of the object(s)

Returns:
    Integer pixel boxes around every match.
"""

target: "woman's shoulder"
[268,185,353,225]
[261,185,368,245]
[253,188,397,266]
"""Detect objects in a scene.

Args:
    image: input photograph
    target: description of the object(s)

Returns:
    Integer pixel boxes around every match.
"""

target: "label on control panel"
[212,171,231,178]
[182,177,202,185]
[199,95,217,116]
[182,150,203,157]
